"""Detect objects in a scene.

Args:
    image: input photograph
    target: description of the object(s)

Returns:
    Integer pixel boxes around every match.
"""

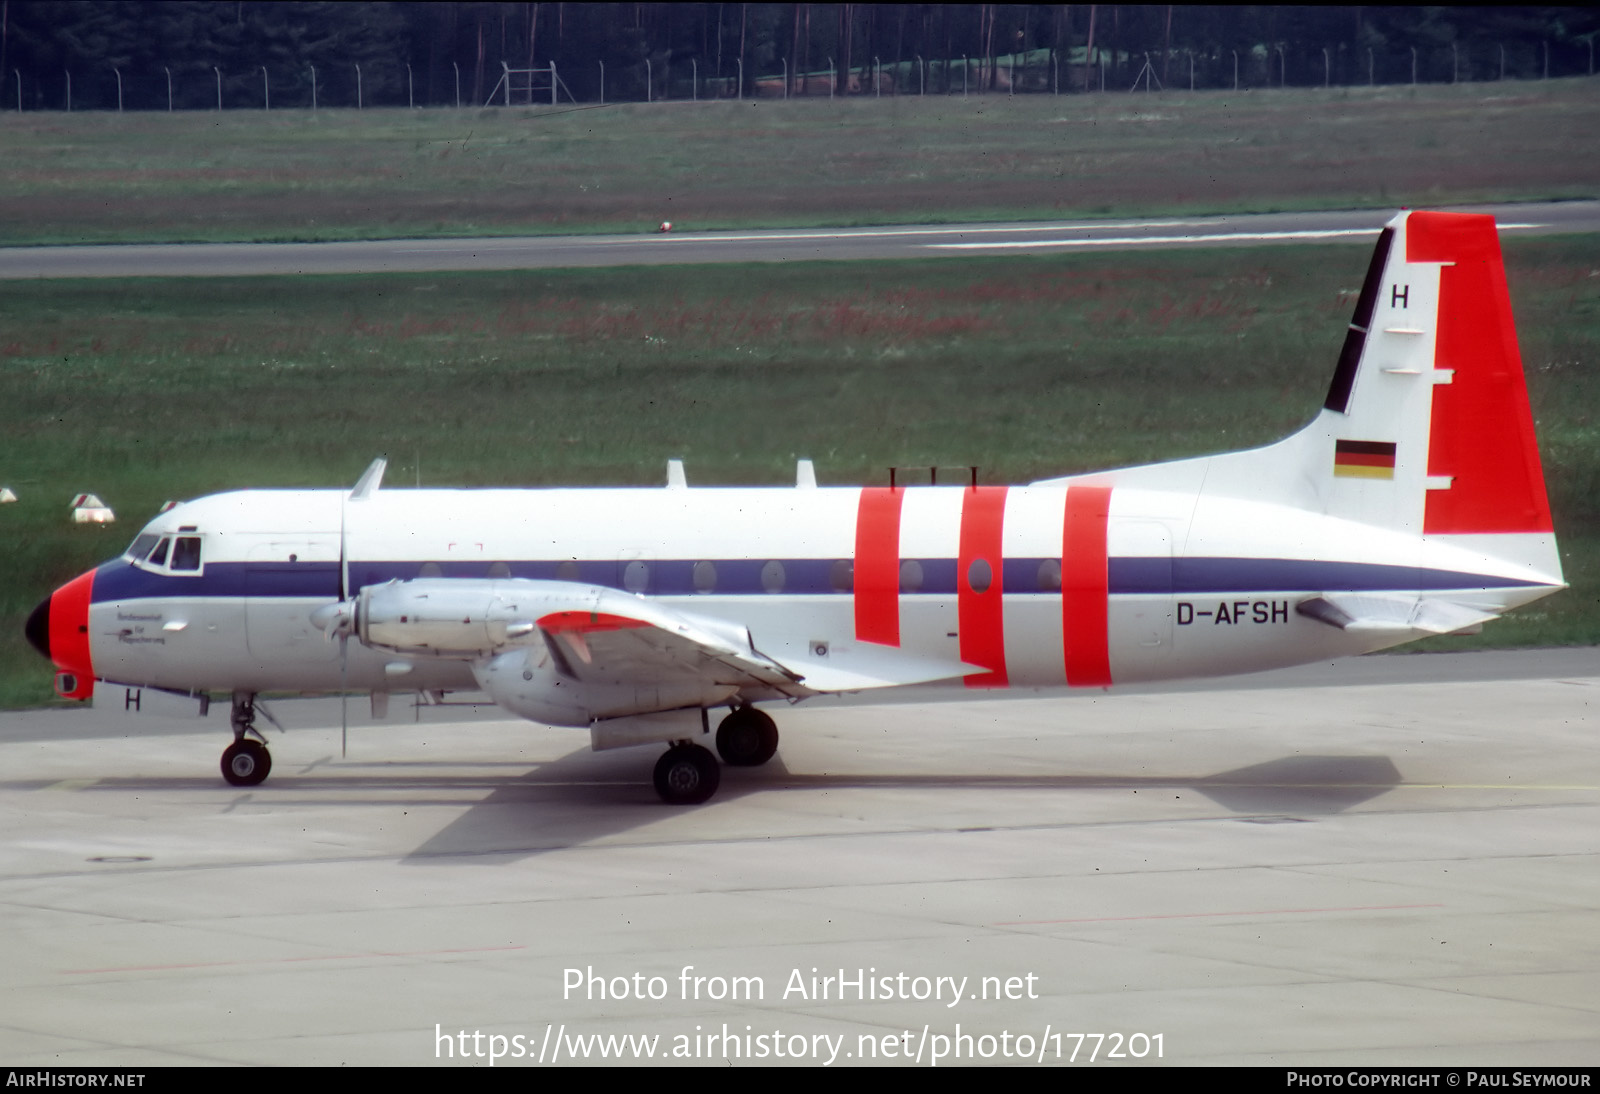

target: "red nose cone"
[36,569,96,700]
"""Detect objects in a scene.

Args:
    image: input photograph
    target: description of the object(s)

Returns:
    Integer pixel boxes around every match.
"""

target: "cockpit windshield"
[125,533,159,561]
[124,530,202,574]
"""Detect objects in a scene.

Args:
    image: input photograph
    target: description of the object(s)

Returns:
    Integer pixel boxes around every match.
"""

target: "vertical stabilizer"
[1048,210,1560,585]
[1405,212,1553,538]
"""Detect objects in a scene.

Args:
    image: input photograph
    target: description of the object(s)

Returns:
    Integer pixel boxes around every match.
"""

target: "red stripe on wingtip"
[1063,485,1112,687]
[537,611,650,633]
[959,486,1009,688]
[854,487,904,646]
[1407,212,1553,535]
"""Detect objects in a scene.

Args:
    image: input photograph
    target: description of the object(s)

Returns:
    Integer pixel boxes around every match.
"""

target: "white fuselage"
[83,479,1555,706]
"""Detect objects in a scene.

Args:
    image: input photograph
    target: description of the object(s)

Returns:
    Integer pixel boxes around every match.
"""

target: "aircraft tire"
[715,707,779,766]
[653,744,720,805]
[221,740,272,787]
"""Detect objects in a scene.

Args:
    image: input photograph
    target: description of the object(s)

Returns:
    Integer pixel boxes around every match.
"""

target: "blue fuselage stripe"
[89,555,1545,604]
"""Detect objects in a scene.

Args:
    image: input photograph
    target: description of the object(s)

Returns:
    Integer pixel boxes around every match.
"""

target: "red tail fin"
[1408,212,1552,535]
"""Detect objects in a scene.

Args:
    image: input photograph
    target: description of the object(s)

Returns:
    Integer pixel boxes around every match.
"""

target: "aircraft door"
[245,538,343,661]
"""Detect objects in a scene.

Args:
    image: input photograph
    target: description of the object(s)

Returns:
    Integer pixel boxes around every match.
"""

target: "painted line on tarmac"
[1007,903,1445,926]
[930,224,1544,250]
[65,942,529,975]
[638,220,1216,244]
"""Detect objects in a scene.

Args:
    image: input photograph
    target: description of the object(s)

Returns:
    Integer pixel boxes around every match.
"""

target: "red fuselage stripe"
[1062,485,1113,687]
[854,487,904,646]
[958,486,1009,687]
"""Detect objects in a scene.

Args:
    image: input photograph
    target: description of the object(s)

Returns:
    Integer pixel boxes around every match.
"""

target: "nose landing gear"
[221,691,273,787]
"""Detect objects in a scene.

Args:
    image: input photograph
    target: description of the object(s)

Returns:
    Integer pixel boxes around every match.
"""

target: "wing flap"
[534,591,804,695]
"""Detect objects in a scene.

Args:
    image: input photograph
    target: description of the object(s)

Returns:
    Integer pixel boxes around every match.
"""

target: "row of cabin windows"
[429,557,1067,595]
[120,537,1066,595]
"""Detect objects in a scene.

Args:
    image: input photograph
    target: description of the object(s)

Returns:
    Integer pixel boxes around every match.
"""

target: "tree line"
[3,3,1596,111]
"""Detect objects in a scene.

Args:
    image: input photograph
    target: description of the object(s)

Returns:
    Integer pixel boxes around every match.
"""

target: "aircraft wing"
[534,596,806,696]
[350,577,975,699]
[536,596,974,695]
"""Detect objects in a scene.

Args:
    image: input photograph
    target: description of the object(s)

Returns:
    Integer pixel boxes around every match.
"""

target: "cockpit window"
[170,537,202,571]
[126,531,202,574]
[126,534,158,561]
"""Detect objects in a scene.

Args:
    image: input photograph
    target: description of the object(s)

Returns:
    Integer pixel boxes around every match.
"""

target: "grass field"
[4,237,1597,706]
[2,78,1598,245]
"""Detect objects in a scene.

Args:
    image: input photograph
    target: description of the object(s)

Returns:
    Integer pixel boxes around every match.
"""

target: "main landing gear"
[221,691,273,787]
[653,743,720,805]
[715,705,779,767]
[652,707,781,805]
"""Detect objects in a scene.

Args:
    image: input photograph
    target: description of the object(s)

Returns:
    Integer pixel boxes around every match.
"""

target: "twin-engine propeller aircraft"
[26,211,1562,804]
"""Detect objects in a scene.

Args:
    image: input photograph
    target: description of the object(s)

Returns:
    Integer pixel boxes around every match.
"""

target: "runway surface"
[3,201,1597,279]
[1,648,1595,1066]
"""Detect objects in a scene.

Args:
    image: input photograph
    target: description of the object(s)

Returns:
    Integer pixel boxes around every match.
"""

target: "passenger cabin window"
[692,560,717,593]
[760,561,786,594]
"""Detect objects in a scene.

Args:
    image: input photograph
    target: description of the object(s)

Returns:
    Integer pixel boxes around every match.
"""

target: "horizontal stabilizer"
[1296,594,1500,636]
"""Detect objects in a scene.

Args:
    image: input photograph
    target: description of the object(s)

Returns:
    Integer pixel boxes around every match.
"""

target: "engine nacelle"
[473,647,738,728]
[357,579,560,657]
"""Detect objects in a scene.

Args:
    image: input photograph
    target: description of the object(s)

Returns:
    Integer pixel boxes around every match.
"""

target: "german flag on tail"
[1334,440,1396,479]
